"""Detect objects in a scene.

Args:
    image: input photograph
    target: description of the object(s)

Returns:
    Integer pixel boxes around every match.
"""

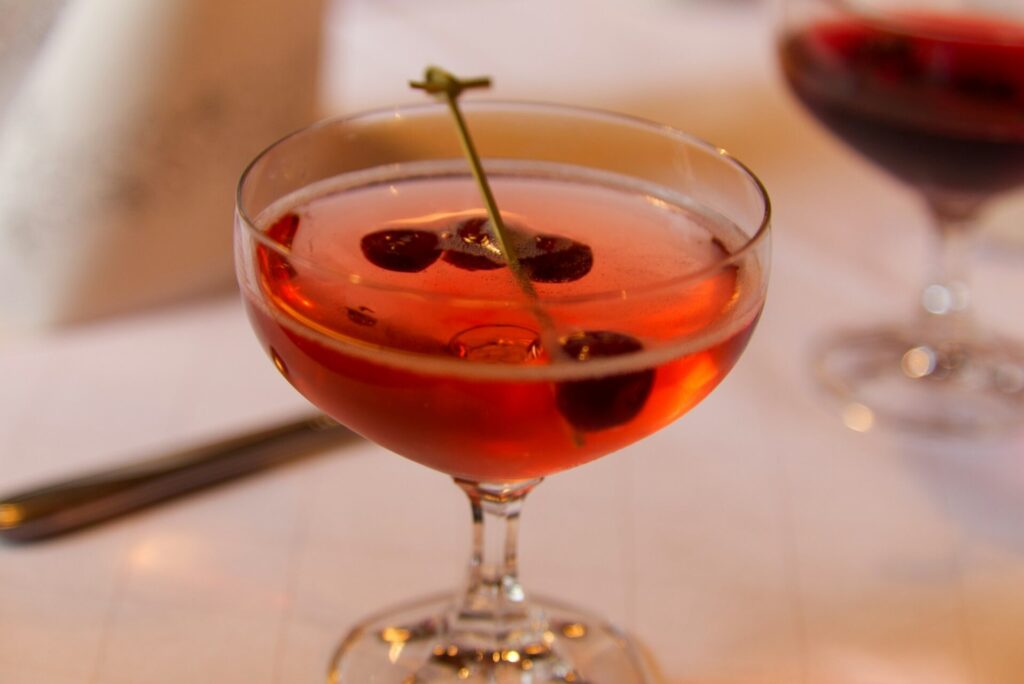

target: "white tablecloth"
[2,1,1024,682]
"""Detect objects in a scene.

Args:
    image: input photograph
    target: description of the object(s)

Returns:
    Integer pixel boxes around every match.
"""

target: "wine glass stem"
[919,198,979,345]
[449,477,546,652]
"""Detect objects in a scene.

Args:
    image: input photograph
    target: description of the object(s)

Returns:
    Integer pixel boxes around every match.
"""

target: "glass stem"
[919,196,980,346]
[448,478,546,653]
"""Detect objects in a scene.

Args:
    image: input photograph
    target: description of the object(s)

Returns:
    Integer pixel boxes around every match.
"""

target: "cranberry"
[555,331,654,431]
[441,217,505,271]
[440,217,594,283]
[520,235,593,283]
[361,229,441,272]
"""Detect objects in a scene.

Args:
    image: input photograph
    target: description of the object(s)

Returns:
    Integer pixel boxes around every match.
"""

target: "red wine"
[781,13,1024,197]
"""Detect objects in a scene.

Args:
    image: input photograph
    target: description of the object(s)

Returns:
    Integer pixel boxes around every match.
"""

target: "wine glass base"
[328,593,658,684]
[814,326,1024,435]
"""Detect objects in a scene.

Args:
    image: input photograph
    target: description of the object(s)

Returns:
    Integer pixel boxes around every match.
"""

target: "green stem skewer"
[442,96,537,298]
[411,66,583,447]
[410,66,555,332]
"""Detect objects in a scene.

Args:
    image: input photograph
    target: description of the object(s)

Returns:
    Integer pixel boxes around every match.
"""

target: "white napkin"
[0,0,325,331]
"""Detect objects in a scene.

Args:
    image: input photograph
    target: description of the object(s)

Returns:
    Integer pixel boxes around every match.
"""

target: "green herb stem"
[440,96,536,297]
[410,66,560,345]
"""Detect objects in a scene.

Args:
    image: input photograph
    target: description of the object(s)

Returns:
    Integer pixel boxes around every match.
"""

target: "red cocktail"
[246,164,762,482]
[235,102,771,683]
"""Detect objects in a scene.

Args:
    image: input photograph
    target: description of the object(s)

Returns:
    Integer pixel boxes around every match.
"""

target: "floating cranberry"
[361,229,441,272]
[441,217,505,271]
[520,235,593,283]
[555,331,654,431]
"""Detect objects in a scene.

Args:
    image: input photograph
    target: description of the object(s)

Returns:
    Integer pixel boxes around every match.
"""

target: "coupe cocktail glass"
[235,102,771,683]
[780,0,1024,433]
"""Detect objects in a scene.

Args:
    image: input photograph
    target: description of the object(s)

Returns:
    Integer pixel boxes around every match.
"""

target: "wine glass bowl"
[779,0,1024,433]
[235,102,771,682]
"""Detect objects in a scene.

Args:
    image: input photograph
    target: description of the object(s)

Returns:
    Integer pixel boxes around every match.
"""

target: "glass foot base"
[814,326,1024,435]
[328,593,657,684]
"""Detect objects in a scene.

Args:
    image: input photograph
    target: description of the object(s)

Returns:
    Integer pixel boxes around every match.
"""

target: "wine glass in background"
[779,0,1024,433]
[235,102,770,682]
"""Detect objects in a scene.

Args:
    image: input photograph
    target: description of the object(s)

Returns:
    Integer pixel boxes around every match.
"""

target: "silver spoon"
[0,414,354,543]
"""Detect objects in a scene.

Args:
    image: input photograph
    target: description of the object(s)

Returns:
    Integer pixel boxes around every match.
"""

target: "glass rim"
[236,99,771,307]
[820,0,1024,43]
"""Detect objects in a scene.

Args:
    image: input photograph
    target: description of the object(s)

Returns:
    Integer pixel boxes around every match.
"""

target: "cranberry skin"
[441,217,505,271]
[520,235,593,283]
[361,229,441,273]
[440,218,594,282]
[555,331,655,431]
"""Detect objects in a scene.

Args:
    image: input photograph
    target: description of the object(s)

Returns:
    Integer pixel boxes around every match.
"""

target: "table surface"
[3,1,1024,683]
